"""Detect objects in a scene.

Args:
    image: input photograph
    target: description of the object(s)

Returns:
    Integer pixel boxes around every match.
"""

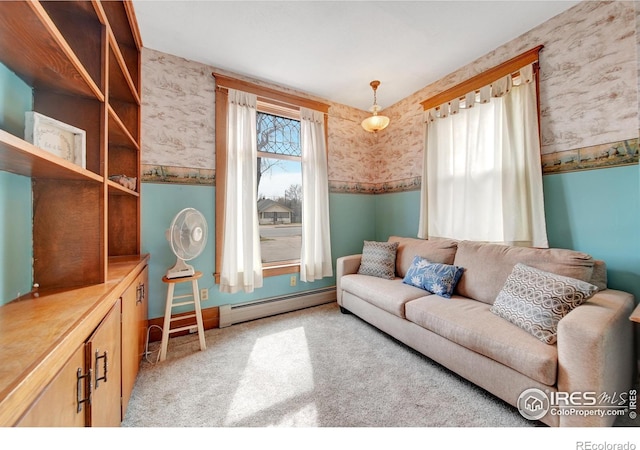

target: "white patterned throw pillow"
[357,240,399,280]
[490,263,598,344]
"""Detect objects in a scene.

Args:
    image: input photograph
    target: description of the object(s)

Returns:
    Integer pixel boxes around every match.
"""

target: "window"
[213,74,329,282]
[418,46,548,248]
[256,109,303,265]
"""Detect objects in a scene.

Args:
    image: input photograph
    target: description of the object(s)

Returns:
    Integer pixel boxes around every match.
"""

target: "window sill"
[214,261,300,284]
[262,261,300,277]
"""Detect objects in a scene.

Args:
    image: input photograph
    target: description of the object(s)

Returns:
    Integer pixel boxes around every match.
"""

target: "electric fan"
[165,207,208,279]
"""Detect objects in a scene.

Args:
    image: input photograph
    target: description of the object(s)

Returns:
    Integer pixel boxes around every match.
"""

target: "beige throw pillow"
[490,263,598,344]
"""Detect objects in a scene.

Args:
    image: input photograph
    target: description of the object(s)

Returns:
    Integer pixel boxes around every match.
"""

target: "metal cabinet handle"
[76,368,92,412]
[136,283,145,305]
[94,350,108,388]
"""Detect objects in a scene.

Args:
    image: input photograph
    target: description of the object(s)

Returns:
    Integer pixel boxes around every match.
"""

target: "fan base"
[166,258,196,279]
[166,267,196,279]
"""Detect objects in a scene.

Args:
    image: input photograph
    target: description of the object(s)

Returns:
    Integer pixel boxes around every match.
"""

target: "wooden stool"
[159,271,206,361]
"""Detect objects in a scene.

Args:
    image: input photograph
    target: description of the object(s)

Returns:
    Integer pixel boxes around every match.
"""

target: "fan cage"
[169,208,208,261]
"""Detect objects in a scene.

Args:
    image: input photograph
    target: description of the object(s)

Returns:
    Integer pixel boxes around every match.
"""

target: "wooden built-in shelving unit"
[0,0,142,293]
[0,0,149,426]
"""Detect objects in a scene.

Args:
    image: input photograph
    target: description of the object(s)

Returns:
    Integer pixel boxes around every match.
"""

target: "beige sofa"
[336,236,635,427]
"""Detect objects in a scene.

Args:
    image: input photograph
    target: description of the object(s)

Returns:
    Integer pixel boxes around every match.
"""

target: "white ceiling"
[132,0,578,111]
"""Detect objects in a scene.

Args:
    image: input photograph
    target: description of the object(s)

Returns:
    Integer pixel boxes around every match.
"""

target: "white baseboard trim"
[219,286,336,328]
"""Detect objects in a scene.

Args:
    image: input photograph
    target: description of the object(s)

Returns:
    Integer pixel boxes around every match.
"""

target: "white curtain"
[300,107,333,282]
[418,64,548,248]
[220,89,263,293]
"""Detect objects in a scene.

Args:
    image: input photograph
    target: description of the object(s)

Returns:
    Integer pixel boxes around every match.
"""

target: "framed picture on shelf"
[25,111,86,169]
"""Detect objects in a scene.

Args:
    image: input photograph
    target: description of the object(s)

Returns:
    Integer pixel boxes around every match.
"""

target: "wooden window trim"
[212,73,329,283]
[420,45,543,111]
[262,261,302,277]
[214,73,329,113]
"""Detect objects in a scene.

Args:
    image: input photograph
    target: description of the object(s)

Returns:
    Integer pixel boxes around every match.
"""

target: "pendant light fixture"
[361,80,390,133]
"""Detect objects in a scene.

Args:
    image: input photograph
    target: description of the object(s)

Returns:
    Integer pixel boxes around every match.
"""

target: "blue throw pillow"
[402,256,464,299]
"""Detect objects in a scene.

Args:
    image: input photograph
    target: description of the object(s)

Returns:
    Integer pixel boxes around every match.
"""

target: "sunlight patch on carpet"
[224,326,315,425]
[270,403,319,427]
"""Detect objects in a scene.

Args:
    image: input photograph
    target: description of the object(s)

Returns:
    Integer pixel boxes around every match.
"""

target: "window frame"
[213,73,329,283]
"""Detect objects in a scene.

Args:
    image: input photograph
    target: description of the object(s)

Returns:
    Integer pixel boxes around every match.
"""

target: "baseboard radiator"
[219,286,336,328]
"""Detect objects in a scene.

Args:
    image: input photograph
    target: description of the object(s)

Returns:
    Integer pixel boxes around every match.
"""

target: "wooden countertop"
[0,254,150,426]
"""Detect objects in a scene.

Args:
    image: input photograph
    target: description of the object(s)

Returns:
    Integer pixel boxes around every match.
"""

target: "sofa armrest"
[336,254,361,305]
[556,289,635,426]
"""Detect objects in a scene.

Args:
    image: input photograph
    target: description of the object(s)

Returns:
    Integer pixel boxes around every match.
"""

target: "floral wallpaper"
[141,1,639,193]
[141,48,375,188]
[637,1,640,138]
[141,48,216,172]
[326,102,377,189]
[373,0,639,191]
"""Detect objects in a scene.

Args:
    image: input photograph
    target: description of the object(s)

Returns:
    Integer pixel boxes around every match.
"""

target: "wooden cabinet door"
[121,266,148,416]
[15,345,87,427]
[16,301,123,427]
[86,301,122,427]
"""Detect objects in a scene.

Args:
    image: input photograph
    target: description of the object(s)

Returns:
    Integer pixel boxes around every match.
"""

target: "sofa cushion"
[357,240,399,280]
[405,296,558,385]
[453,240,594,305]
[388,236,458,278]
[341,275,429,318]
[402,256,464,299]
[490,263,598,344]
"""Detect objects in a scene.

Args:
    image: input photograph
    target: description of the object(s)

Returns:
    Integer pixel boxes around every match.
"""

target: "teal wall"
[147,174,640,322]
[0,63,32,137]
[0,63,33,305]
[0,172,32,304]
[373,166,640,303]
[330,192,377,256]
[141,183,216,318]
[543,165,640,302]
[141,184,375,319]
[374,190,421,241]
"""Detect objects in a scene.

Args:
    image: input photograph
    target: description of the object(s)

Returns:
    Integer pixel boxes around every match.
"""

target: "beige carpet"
[121,302,548,427]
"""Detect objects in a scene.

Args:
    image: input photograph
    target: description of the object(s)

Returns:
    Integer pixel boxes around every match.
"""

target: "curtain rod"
[428,67,532,111]
[215,84,328,113]
[421,45,543,111]
[217,83,378,126]
[217,83,369,123]
[213,72,330,114]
